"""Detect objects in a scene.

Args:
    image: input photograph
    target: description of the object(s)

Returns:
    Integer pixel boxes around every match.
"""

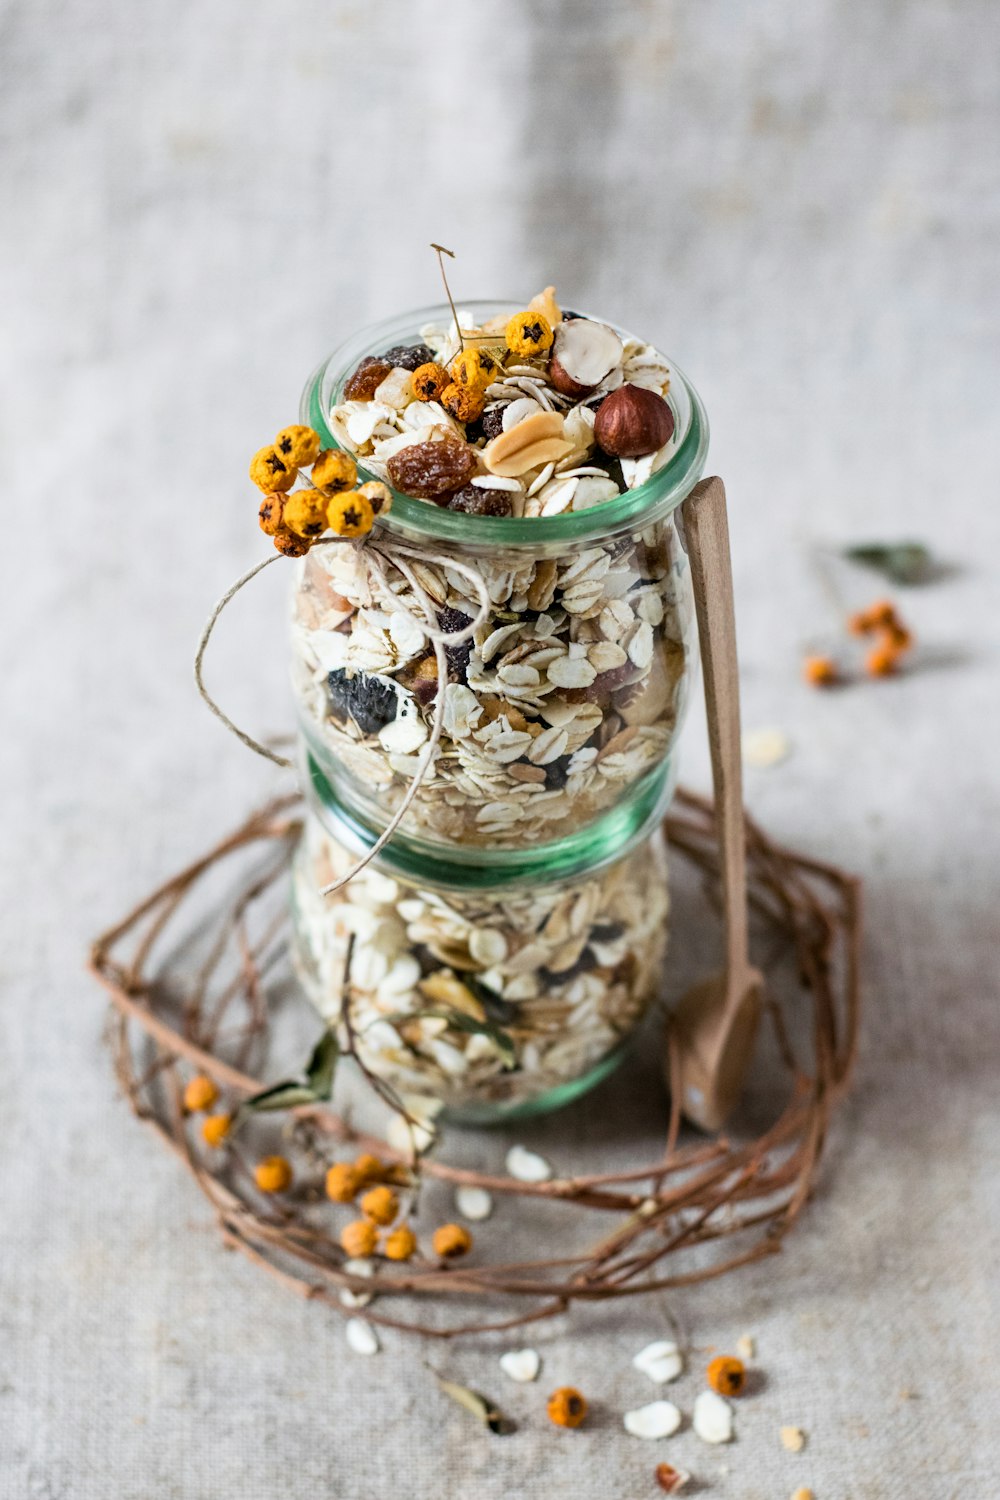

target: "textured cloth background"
[2,1,999,1495]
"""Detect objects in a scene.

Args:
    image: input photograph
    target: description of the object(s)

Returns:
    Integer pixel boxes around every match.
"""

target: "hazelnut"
[547,317,623,397]
[594,384,675,458]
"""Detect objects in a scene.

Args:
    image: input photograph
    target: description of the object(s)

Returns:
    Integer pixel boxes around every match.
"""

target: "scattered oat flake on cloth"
[455,1185,493,1221]
[339,1258,375,1308]
[623,1400,682,1439]
[505,1145,552,1182]
[632,1339,684,1384]
[790,1488,814,1500]
[693,1389,734,1444]
[742,727,791,768]
[345,1318,379,1355]
[735,1334,755,1360]
[781,1425,807,1452]
[499,1348,540,1383]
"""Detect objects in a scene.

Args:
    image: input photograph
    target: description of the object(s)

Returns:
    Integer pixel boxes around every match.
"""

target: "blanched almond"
[483,410,574,478]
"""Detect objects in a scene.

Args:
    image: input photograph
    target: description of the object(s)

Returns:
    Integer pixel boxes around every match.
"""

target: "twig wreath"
[89,787,861,1340]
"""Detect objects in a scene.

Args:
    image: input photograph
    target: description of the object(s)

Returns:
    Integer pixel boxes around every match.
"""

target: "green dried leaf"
[844,541,933,585]
[429,1369,515,1435]
[305,1028,339,1095]
[235,1030,339,1122]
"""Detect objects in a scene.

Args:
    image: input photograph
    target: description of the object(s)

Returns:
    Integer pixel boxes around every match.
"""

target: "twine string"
[194,528,493,893]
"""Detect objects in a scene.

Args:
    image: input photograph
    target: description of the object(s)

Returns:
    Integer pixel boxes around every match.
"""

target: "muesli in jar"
[291,803,670,1120]
[285,288,704,848]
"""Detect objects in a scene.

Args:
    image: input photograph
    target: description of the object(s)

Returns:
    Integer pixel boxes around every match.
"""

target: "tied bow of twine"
[194,530,491,896]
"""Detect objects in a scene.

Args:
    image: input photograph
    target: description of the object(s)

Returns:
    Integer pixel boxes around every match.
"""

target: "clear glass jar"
[291,301,706,854]
[291,757,672,1124]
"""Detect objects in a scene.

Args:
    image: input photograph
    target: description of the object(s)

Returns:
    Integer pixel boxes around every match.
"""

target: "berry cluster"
[249,423,391,554]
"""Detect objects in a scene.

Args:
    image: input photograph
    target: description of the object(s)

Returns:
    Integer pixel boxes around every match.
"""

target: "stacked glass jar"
[289,301,708,1122]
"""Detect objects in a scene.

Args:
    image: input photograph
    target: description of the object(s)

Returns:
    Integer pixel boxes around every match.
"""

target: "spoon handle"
[682,477,749,985]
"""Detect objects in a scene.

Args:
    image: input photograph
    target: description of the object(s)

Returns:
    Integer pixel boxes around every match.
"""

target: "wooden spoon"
[670,477,763,1131]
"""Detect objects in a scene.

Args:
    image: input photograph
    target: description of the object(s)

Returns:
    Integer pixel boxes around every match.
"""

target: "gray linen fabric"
[2,1,998,1495]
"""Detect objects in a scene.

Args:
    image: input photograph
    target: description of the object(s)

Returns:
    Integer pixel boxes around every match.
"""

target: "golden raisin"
[201,1113,232,1148]
[386,436,476,501]
[803,654,838,687]
[324,1162,361,1204]
[272,527,311,557]
[505,310,554,358]
[258,492,284,536]
[312,448,358,494]
[254,1155,293,1194]
[275,424,321,468]
[340,1219,378,1258]
[327,490,374,538]
[706,1355,746,1396]
[546,1386,587,1428]
[357,479,392,517]
[441,382,486,423]
[383,1224,417,1261]
[283,488,329,538]
[412,362,450,401]
[183,1074,218,1113]
[344,357,393,402]
[359,1185,398,1226]
[432,1223,472,1259]
[450,346,500,390]
[249,445,297,493]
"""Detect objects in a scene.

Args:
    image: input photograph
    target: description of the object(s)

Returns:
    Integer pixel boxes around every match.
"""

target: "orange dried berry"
[275,424,321,468]
[885,621,913,652]
[847,609,873,636]
[254,1155,293,1194]
[201,1113,232,1148]
[383,1224,417,1261]
[249,444,297,494]
[412,362,450,401]
[441,382,486,423]
[866,642,901,677]
[546,1386,588,1428]
[868,599,898,629]
[450,346,500,390]
[311,448,358,494]
[324,1161,362,1204]
[183,1073,218,1113]
[803,654,838,687]
[432,1223,472,1259]
[359,1185,399,1226]
[706,1355,746,1397]
[327,489,374,539]
[258,492,285,536]
[505,310,554,358]
[357,479,392,517]
[272,527,311,557]
[353,1153,386,1184]
[340,1218,378,1258]
[283,488,329,539]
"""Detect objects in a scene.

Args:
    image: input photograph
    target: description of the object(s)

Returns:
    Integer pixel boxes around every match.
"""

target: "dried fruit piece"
[326,668,398,736]
[595,384,675,458]
[450,346,501,390]
[312,448,358,493]
[201,1113,231,1147]
[354,1153,387,1185]
[183,1074,218,1112]
[383,1223,417,1261]
[272,527,310,557]
[480,406,505,443]
[359,1185,398,1226]
[412,362,449,401]
[866,642,899,677]
[254,1155,293,1193]
[706,1355,746,1396]
[283,488,329,538]
[548,317,623,397]
[343,355,387,402]
[275,424,321,467]
[654,1463,690,1494]
[250,444,297,493]
[382,342,435,371]
[446,484,513,518]
[437,605,474,678]
[326,489,374,538]
[386,436,476,500]
[803,654,838,686]
[340,1219,378,1258]
[441,382,486,423]
[258,492,284,535]
[482,409,573,477]
[325,1161,361,1203]
[505,310,554,358]
[546,1387,587,1428]
[432,1223,472,1258]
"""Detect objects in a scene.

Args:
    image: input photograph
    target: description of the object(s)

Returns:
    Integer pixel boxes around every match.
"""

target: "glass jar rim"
[303,750,676,891]
[300,300,709,546]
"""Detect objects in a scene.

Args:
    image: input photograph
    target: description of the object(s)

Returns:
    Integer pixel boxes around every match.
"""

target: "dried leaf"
[429,1368,515,1434]
[844,541,933,585]
[235,1030,339,1121]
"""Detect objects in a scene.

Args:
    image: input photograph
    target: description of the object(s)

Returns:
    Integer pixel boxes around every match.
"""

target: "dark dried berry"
[543,755,571,790]
[437,607,473,680]
[386,437,476,500]
[325,669,398,737]
[588,449,627,492]
[590,920,625,943]
[480,406,506,443]
[561,310,585,321]
[344,357,393,401]
[463,415,486,446]
[447,485,513,518]
[381,343,435,371]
